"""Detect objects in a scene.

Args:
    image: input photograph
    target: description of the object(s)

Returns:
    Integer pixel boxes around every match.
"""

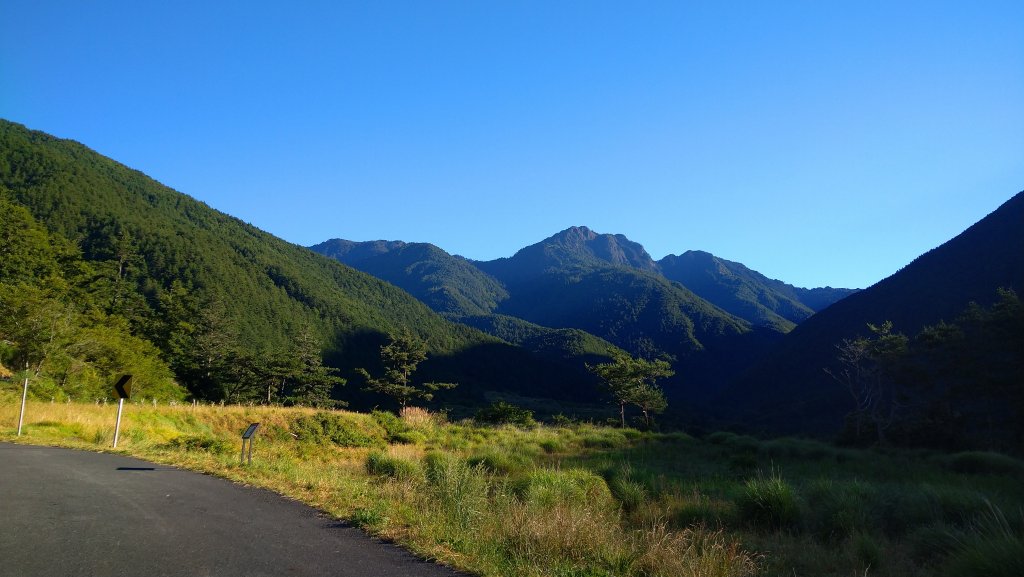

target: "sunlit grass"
[3,395,1023,576]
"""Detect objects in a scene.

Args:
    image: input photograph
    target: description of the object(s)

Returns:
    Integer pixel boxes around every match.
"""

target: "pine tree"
[287,327,345,408]
[588,353,673,427]
[357,328,456,410]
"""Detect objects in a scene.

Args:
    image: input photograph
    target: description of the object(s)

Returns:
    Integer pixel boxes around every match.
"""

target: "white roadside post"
[17,375,29,436]
[113,398,125,447]
[111,375,133,448]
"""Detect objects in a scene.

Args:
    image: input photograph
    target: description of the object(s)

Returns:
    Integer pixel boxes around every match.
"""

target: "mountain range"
[310,194,1022,450]
[2,118,1020,450]
[311,226,855,391]
[313,227,853,337]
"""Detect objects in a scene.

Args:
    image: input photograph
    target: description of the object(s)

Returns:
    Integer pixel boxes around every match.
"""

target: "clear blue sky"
[2,1,1022,289]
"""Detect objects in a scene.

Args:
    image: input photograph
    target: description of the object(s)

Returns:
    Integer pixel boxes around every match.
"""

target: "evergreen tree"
[357,328,456,410]
[588,353,673,427]
[630,383,668,428]
[287,327,345,408]
[0,197,181,401]
[827,321,910,445]
[166,298,237,400]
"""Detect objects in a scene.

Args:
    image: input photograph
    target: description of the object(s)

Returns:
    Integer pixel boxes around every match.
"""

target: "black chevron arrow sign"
[113,374,133,399]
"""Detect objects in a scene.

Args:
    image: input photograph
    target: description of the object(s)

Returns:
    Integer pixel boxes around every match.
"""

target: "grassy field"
[2,393,1022,577]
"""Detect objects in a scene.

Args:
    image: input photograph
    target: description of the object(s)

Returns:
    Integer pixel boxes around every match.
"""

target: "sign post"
[240,423,260,465]
[17,375,29,436]
[112,375,132,448]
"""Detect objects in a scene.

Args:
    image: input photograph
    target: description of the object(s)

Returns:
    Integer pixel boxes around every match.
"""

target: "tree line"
[828,288,1024,452]
[0,195,457,410]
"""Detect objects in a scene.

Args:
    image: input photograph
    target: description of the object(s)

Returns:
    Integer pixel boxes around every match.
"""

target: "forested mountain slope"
[658,250,856,332]
[724,190,1024,440]
[0,119,596,405]
[309,238,624,368]
[313,226,856,401]
[311,239,508,317]
[478,225,660,282]
[0,196,184,401]
[473,227,751,360]
[0,120,483,349]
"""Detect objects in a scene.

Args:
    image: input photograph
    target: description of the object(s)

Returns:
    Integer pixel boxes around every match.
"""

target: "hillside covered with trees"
[724,190,1024,451]
[312,226,855,405]
[4,118,1020,451]
[0,120,605,408]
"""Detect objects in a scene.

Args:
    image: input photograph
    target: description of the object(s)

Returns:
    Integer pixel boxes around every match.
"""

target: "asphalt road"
[0,443,469,577]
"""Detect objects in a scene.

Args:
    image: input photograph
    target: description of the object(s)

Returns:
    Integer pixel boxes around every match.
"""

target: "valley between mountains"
[2,118,1022,451]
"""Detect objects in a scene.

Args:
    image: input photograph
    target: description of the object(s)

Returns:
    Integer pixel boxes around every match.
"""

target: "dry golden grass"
[0,398,761,577]
[401,405,442,430]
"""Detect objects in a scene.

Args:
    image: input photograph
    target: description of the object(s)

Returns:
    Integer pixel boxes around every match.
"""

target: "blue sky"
[2,1,1022,289]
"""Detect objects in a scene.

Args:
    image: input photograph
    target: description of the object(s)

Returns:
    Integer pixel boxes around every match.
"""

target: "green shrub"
[512,468,612,509]
[706,431,733,444]
[870,483,988,536]
[672,493,728,528]
[736,472,801,531]
[760,437,838,461]
[474,401,537,428]
[941,451,1024,477]
[550,413,576,427]
[728,453,759,474]
[351,503,389,530]
[852,531,883,570]
[392,430,427,445]
[466,448,531,475]
[620,428,642,440]
[906,523,960,564]
[538,438,566,454]
[581,429,629,449]
[366,450,422,481]
[655,431,693,443]
[803,479,874,540]
[371,409,409,439]
[931,486,990,526]
[603,463,647,511]
[945,502,1024,577]
[707,431,760,454]
[875,484,954,536]
[871,484,939,535]
[292,412,386,448]
[608,476,647,511]
[423,452,490,529]
[166,434,231,454]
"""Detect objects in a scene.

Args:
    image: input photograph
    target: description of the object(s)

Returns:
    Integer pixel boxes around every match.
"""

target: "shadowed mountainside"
[658,250,856,332]
[722,190,1024,437]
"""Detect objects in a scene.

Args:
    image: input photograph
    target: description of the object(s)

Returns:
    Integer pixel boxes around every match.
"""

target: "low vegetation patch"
[945,502,1024,577]
[736,471,802,531]
[473,401,537,428]
[3,399,1023,577]
[165,434,232,454]
[366,450,422,482]
[940,451,1024,477]
[512,467,612,509]
[291,411,385,448]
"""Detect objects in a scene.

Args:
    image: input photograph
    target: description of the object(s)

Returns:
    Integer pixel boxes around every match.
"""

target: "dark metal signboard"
[242,423,260,439]
[240,423,260,464]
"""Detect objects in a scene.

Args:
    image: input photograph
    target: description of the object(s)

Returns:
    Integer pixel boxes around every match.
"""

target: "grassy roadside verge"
[2,395,1023,576]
